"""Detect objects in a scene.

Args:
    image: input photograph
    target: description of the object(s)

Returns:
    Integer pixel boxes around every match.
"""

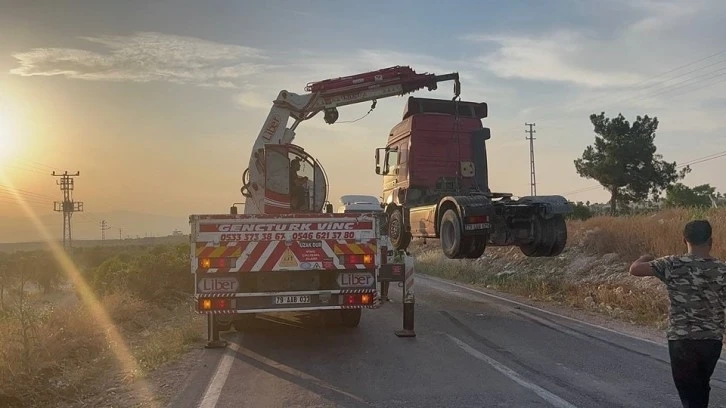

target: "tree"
[664,183,717,208]
[574,112,689,214]
[567,201,593,221]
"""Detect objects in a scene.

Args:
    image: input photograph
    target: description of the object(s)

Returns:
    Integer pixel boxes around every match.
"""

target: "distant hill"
[0,210,190,245]
[0,234,189,253]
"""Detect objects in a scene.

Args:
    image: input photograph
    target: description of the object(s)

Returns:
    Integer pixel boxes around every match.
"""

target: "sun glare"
[0,112,17,164]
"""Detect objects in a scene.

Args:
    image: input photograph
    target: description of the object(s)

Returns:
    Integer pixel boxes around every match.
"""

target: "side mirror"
[472,128,491,140]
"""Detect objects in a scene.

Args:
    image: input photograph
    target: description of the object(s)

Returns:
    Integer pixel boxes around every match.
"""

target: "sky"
[0,0,725,242]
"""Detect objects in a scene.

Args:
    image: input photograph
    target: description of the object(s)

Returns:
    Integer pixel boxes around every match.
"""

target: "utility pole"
[52,171,83,250]
[525,123,537,196]
[100,220,110,241]
[119,228,123,240]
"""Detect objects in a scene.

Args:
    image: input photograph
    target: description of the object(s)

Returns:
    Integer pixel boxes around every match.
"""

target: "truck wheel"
[389,208,411,251]
[340,309,362,328]
[321,310,341,327]
[462,236,486,259]
[520,215,567,257]
[440,209,463,259]
[547,215,567,256]
[520,215,550,257]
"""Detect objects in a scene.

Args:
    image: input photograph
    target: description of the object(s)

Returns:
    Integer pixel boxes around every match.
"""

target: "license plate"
[274,295,311,305]
[465,223,490,230]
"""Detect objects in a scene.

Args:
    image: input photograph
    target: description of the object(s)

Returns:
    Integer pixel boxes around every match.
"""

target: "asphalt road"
[170,275,726,408]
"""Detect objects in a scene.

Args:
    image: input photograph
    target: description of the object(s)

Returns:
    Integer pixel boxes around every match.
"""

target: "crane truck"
[190,66,459,346]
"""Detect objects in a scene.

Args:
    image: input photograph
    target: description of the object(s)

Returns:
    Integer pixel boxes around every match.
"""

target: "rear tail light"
[199,257,236,269]
[338,254,374,264]
[198,297,232,310]
[465,215,489,224]
[343,294,373,305]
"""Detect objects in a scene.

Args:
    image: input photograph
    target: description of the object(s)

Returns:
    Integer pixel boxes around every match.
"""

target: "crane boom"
[241,65,461,215]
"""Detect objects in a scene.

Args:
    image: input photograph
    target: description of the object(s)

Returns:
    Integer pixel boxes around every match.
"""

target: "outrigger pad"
[205,340,228,349]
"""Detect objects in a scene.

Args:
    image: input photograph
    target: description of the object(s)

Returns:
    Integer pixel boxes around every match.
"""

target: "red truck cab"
[375,97,571,259]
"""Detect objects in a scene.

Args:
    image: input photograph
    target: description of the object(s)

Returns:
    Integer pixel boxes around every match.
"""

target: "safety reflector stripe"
[194,240,378,273]
[241,242,268,271]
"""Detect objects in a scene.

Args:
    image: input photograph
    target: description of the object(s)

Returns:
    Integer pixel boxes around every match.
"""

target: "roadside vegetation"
[414,207,726,330]
[0,243,204,408]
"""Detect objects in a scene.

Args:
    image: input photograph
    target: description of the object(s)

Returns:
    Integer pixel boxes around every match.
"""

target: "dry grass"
[0,290,204,408]
[414,207,726,330]
[415,249,669,328]
[569,207,726,260]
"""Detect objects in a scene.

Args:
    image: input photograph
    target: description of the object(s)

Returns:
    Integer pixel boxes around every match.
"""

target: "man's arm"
[630,254,672,281]
[629,255,656,276]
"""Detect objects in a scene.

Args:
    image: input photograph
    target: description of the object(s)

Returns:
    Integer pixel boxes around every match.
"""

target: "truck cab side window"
[385,150,399,175]
[289,155,311,211]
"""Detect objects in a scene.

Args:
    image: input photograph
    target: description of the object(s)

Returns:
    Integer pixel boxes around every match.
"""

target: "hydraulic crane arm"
[242,65,461,214]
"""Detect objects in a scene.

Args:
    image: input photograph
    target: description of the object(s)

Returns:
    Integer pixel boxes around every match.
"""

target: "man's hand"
[629,254,656,276]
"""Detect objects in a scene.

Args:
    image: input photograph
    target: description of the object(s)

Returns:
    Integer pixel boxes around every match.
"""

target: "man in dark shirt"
[630,219,726,407]
[289,158,307,210]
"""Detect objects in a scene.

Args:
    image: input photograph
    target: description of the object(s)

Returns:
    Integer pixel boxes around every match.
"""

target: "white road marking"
[236,345,368,403]
[446,334,579,408]
[198,341,239,408]
[196,335,366,408]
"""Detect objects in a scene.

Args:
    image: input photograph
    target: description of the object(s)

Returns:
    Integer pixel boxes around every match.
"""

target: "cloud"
[10,32,277,88]
[463,31,644,88]
[234,91,273,110]
[625,0,707,33]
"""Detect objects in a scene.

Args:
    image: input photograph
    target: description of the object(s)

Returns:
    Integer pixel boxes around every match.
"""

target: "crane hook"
[452,79,461,101]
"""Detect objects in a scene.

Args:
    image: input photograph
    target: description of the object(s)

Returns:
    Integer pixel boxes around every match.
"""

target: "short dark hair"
[683,220,712,245]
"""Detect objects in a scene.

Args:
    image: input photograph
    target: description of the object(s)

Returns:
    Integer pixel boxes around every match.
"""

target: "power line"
[604,66,726,109]
[572,47,726,108]
[0,198,49,209]
[625,57,726,97]
[0,189,50,202]
[0,185,54,200]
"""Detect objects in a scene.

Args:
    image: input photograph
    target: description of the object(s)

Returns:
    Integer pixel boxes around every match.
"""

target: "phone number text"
[220,231,357,241]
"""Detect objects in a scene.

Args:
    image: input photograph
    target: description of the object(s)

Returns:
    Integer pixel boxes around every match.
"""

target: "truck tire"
[321,309,362,327]
[389,208,411,251]
[520,215,567,257]
[462,236,486,259]
[340,309,362,328]
[546,215,567,256]
[440,209,463,259]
